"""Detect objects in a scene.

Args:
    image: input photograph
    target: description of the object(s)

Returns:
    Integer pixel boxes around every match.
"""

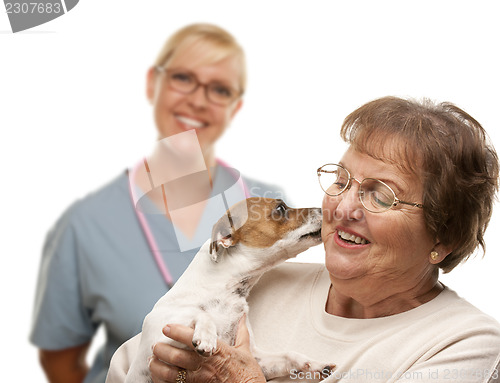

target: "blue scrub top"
[30,165,287,383]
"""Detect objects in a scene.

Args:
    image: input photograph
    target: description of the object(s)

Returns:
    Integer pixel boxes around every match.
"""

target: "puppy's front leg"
[252,347,335,381]
[191,312,218,357]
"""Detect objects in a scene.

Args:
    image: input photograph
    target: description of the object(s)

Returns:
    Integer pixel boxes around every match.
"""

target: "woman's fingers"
[149,356,182,383]
[152,341,202,371]
[163,324,197,349]
[150,322,266,383]
[152,325,203,376]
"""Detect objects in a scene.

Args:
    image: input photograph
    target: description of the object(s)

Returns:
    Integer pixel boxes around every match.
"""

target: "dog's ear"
[209,233,234,262]
[209,212,237,262]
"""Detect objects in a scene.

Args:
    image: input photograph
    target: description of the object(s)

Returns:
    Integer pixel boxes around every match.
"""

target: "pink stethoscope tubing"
[128,158,249,288]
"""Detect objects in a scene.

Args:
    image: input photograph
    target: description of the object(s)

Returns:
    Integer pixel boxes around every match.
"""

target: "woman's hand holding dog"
[150,316,266,383]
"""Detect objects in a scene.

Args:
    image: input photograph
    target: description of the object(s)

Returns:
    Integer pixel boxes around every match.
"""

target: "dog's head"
[209,197,322,263]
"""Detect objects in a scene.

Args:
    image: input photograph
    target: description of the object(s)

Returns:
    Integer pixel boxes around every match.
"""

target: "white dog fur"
[122,197,334,382]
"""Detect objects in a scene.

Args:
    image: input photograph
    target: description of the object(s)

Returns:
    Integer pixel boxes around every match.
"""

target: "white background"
[1,1,499,381]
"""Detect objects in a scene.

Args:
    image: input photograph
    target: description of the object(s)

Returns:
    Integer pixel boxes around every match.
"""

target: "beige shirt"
[107,263,500,382]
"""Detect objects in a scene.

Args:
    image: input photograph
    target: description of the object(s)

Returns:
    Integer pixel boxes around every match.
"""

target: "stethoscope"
[128,158,249,288]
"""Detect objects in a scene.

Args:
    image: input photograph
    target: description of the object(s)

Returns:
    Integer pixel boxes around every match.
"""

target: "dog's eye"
[274,203,287,217]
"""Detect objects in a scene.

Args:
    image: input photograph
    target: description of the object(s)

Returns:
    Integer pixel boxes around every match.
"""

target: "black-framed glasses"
[317,163,424,213]
[156,66,242,106]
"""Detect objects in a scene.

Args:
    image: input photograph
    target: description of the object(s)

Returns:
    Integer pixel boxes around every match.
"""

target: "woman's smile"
[174,113,208,130]
[335,227,370,246]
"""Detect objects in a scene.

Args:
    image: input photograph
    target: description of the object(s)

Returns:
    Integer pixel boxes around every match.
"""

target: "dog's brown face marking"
[230,198,316,248]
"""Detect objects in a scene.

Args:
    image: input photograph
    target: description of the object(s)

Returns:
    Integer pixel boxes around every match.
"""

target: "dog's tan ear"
[209,212,237,262]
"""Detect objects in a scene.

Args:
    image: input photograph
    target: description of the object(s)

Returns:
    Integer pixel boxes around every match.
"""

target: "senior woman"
[30,23,286,383]
[107,97,500,383]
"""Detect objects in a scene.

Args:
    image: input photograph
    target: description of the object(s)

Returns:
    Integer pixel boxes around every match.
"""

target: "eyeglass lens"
[318,164,396,212]
[167,70,236,105]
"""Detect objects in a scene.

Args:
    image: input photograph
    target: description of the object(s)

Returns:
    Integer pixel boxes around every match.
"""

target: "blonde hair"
[154,23,246,93]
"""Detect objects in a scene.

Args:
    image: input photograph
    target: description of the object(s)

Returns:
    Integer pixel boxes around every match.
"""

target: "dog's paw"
[284,354,335,381]
[294,362,335,381]
[191,338,217,357]
[303,362,336,374]
[257,350,336,381]
[321,365,335,376]
[192,329,217,357]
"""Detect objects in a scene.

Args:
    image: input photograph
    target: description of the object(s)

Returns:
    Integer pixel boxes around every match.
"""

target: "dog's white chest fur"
[145,242,253,353]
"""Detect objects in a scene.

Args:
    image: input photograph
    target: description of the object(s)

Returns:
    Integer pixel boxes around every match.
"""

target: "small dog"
[123,197,334,382]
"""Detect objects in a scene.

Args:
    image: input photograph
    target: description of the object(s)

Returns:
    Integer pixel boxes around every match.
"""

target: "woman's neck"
[203,150,216,187]
[132,146,218,238]
[203,149,216,173]
[325,271,442,319]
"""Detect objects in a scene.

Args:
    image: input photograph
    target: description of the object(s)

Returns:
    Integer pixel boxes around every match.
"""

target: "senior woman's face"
[147,47,243,151]
[322,147,437,288]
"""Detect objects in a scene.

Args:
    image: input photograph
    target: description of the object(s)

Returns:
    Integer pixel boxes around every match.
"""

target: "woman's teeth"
[337,230,368,245]
[176,115,205,128]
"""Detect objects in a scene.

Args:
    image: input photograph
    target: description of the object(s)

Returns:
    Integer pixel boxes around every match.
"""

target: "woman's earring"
[430,251,439,261]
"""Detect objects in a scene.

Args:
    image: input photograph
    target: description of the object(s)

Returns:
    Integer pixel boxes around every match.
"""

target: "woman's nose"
[187,85,209,108]
[323,185,365,222]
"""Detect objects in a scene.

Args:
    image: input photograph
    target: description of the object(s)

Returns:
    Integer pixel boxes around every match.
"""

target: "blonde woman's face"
[147,47,243,154]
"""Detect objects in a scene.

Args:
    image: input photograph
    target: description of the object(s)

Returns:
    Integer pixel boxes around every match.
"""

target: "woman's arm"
[150,318,266,383]
[39,342,90,383]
